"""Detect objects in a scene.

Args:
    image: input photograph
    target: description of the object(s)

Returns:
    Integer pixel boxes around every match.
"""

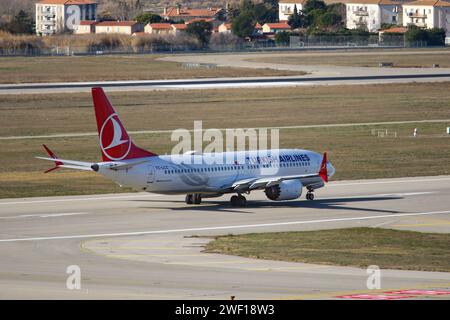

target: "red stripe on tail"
[319,152,328,183]
[91,87,157,161]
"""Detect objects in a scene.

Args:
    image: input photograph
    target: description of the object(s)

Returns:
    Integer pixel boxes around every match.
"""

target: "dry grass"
[251,50,450,68]
[0,54,302,84]
[204,228,450,272]
[1,82,449,137]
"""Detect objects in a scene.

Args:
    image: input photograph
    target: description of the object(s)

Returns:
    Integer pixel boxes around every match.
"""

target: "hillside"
[0,0,245,17]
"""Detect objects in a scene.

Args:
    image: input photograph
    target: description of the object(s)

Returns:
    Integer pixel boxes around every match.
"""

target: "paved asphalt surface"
[1,50,450,94]
[0,175,449,299]
[0,74,449,94]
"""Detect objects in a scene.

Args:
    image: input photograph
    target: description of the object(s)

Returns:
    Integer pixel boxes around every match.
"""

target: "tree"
[288,5,304,29]
[231,0,278,25]
[405,25,428,44]
[304,8,325,28]
[275,31,290,46]
[427,28,445,46]
[231,12,255,38]
[318,11,341,28]
[260,0,279,23]
[1,10,33,34]
[240,0,255,12]
[303,0,327,15]
[186,21,213,47]
[134,13,162,25]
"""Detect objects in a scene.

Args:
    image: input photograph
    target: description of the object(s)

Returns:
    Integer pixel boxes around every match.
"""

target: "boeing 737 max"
[37,87,335,206]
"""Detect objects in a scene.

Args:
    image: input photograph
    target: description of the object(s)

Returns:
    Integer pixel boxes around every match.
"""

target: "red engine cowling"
[264,180,303,201]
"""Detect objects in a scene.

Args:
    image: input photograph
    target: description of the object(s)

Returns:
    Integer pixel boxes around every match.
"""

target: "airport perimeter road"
[0,175,450,299]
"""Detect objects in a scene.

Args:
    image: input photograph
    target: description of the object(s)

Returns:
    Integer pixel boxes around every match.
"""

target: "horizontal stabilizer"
[37,145,94,173]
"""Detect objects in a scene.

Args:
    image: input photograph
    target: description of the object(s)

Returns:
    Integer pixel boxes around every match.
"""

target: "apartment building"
[278,0,346,21]
[345,0,402,32]
[36,0,97,36]
[278,0,306,21]
[403,0,450,35]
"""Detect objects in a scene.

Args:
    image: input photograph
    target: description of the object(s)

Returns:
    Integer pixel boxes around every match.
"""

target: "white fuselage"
[97,149,335,195]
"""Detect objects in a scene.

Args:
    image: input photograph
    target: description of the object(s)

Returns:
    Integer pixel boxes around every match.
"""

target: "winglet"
[42,144,62,173]
[319,152,328,183]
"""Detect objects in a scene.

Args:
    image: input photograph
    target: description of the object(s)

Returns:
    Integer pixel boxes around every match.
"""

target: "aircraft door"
[147,165,155,184]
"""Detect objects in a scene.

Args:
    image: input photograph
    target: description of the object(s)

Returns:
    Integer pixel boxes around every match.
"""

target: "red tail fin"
[92,87,157,161]
[319,152,328,183]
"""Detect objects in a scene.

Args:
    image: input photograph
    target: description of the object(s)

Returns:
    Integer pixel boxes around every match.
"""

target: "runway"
[1,73,450,94]
[0,175,449,299]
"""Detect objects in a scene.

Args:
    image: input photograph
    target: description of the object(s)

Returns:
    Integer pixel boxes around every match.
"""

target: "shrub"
[209,33,242,50]
[0,31,47,54]
[131,33,200,52]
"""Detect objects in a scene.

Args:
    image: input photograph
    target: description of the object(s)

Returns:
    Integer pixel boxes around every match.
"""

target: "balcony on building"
[353,9,369,16]
[408,12,427,19]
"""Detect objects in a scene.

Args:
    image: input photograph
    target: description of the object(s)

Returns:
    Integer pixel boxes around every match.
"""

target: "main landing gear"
[230,194,246,207]
[306,188,315,201]
[185,193,202,205]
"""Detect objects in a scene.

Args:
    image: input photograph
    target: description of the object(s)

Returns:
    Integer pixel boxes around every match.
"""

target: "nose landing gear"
[230,194,247,207]
[306,188,315,201]
[185,193,202,205]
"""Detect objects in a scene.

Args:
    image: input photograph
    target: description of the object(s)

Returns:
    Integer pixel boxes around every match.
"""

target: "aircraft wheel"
[306,192,314,201]
[185,194,194,205]
[193,194,202,204]
[238,195,247,206]
[230,195,239,206]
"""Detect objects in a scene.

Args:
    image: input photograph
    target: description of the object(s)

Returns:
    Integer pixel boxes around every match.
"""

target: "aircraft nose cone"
[327,162,335,178]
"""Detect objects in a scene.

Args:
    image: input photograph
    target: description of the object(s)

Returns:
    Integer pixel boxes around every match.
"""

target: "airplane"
[37,87,335,207]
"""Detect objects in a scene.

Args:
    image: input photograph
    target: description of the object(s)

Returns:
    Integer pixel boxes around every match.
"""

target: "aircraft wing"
[226,152,329,192]
[231,173,322,192]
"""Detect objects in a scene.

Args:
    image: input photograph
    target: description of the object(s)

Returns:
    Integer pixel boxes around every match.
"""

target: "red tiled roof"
[171,24,188,29]
[265,22,291,29]
[381,26,407,33]
[345,0,402,4]
[186,18,214,24]
[96,21,139,27]
[405,0,450,6]
[79,20,96,25]
[38,0,96,4]
[164,7,222,17]
[255,23,262,29]
[147,23,172,29]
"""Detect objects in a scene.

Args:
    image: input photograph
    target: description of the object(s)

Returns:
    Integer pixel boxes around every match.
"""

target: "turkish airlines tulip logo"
[100,114,131,160]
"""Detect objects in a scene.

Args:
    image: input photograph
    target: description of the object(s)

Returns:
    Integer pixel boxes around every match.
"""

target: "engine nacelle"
[264,179,303,201]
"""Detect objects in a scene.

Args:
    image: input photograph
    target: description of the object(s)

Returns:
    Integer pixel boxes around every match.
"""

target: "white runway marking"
[2,119,449,140]
[0,212,88,220]
[0,210,448,243]
[0,193,160,206]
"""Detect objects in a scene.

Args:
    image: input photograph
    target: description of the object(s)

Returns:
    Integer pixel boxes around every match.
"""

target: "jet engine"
[264,179,303,201]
